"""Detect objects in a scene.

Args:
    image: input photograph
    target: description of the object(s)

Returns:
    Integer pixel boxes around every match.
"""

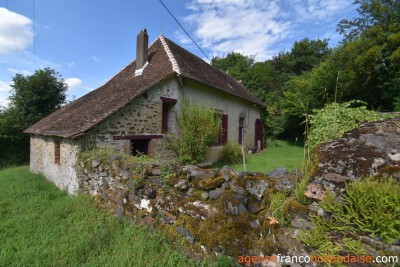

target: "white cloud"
[0,7,34,55]
[67,62,75,68]
[65,78,83,90]
[7,67,32,76]
[182,0,354,60]
[0,81,11,92]
[91,56,101,63]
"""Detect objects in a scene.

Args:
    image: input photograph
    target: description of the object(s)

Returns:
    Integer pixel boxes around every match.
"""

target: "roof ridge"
[159,35,181,75]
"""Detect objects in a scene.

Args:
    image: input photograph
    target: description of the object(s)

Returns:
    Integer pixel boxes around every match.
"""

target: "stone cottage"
[24,29,264,194]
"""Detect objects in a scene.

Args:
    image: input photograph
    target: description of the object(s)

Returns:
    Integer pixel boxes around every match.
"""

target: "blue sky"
[0,0,358,107]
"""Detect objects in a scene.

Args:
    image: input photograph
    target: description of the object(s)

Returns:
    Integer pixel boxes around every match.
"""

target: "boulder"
[197,161,213,168]
[219,165,239,182]
[246,179,268,200]
[267,167,289,178]
[208,188,224,200]
[313,118,400,182]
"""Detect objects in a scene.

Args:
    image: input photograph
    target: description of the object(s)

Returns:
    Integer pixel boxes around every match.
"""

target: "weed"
[269,192,291,226]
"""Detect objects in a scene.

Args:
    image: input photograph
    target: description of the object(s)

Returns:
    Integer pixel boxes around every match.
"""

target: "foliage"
[294,175,311,205]
[269,192,291,227]
[219,141,245,164]
[297,215,334,250]
[168,100,221,164]
[0,68,67,168]
[0,166,217,267]
[308,100,393,150]
[334,177,400,244]
[318,177,400,244]
[342,237,366,255]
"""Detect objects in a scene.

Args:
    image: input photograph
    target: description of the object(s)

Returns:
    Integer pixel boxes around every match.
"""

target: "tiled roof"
[24,35,264,138]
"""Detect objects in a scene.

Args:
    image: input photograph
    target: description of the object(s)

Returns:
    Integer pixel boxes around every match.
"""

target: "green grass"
[0,166,230,267]
[219,140,304,173]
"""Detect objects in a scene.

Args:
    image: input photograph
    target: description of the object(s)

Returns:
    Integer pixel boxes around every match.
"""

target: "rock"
[313,118,400,182]
[175,179,190,190]
[198,176,224,190]
[140,199,152,212]
[323,172,349,183]
[267,167,289,178]
[119,169,131,180]
[291,217,314,230]
[201,192,209,200]
[91,159,101,168]
[249,220,260,229]
[232,192,248,205]
[176,226,195,244]
[187,168,215,181]
[208,188,224,200]
[149,167,161,176]
[226,202,246,216]
[229,179,246,195]
[304,183,328,201]
[247,198,262,214]
[143,185,156,199]
[246,179,268,200]
[197,161,213,168]
[238,171,263,179]
[148,177,163,187]
[219,165,239,182]
[161,210,177,224]
[274,175,296,194]
[177,200,211,220]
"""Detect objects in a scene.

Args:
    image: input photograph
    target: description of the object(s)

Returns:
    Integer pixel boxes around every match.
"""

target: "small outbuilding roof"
[24,35,264,138]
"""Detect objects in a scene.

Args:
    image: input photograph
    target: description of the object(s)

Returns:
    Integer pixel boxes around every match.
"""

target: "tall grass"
[0,166,228,266]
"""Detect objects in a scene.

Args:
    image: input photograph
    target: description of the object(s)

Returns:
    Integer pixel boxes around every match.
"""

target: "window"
[213,112,228,146]
[54,140,61,164]
[239,117,245,145]
[161,97,177,133]
[131,139,150,155]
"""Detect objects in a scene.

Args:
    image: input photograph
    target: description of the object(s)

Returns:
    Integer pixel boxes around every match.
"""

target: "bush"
[167,100,221,164]
[308,100,394,151]
[219,142,244,164]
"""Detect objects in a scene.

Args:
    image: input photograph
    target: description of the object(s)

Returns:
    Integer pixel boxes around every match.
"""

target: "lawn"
[0,166,230,267]
[229,140,305,173]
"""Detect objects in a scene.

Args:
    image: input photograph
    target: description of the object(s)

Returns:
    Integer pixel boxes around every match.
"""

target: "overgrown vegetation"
[0,166,206,267]
[296,176,400,259]
[219,141,244,165]
[168,100,221,164]
[308,100,394,150]
[323,177,400,244]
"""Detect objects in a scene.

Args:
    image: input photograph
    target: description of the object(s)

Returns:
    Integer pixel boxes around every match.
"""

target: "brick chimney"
[136,29,149,71]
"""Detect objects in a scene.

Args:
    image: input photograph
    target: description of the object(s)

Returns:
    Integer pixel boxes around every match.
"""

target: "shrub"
[308,100,394,151]
[167,100,221,164]
[219,141,244,164]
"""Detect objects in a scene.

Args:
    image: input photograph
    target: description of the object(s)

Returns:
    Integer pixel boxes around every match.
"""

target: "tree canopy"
[0,68,67,167]
[211,0,400,141]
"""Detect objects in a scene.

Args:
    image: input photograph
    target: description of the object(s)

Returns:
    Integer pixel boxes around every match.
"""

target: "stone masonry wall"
[30,135,79,194]
[90,77,180,159]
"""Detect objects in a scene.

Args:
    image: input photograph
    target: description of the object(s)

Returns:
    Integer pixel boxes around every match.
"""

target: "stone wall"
[90,77,180,159]
[30,135,79,194]
[76,154,303,258]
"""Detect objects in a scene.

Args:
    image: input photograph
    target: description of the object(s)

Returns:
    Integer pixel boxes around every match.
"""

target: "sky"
[0,0,359,108]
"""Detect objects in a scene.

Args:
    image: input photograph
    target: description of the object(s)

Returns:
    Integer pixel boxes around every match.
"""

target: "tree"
[0,68,67,167]
[9,68,67,124]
